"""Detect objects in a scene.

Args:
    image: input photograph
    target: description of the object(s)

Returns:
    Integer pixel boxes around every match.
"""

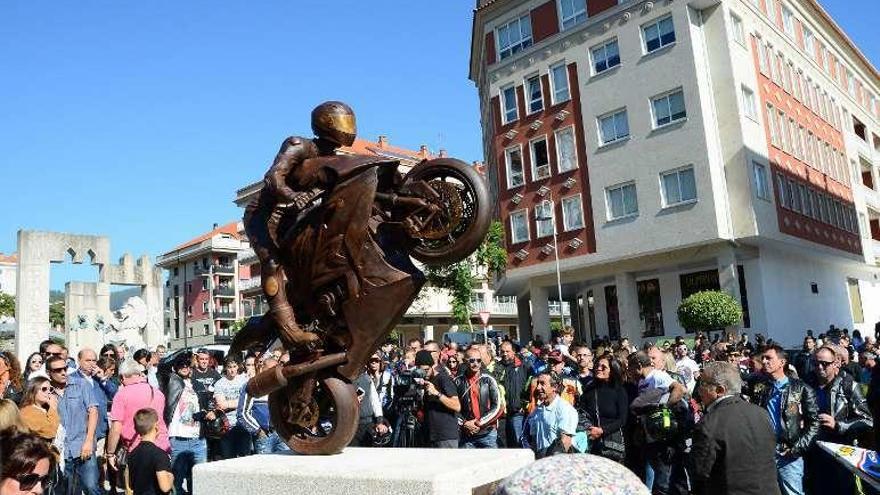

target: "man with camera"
[414,350,461,448]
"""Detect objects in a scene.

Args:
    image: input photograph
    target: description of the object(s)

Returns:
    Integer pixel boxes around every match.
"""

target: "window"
[202,279,208,291]
[497,14,533,61]
[661,167,697,206]
[730,13,745,45]
[643,15,676,53]
[555,127,578,172]
[606,182,639,219]
[501,85,518,124]
[803,27,815,55]
[598,109,630,145]
[187,283,192,294]
[788,179,801,212]
[741,85,757,119]
[559,0,587,30]
[799,184,811,217]
[550,63,570,103]
[173,267,179,277]
[753,162,770,200]
[776,174,788,208]
[765,0,776,22]
[781,5,794,37]
[758,39,770,74]
[562,195,585,231]
[535,200,555,238]
[767,103,779,146]
[591,39,621,74]
[778,110,789,152]
[202,301,208,313]
[652,89,686,127]
[510,210,529,243]
[530,137,551,180]
[505,146,524,188]
[525,75,543,114]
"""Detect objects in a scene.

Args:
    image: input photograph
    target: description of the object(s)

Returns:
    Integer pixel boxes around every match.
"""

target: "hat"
[547,350,565,364]
[414,350,434,367]
[494,454,649,495]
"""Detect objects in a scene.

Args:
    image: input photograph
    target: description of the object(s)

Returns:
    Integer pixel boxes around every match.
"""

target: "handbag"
[593,388,626,462]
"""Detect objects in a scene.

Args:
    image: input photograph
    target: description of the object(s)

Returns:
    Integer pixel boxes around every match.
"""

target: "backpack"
[641,405,679,444]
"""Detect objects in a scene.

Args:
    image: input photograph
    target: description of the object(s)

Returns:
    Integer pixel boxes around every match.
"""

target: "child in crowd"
[128,408,173,495]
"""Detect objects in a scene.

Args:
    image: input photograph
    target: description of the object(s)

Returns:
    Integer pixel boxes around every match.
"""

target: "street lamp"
[534,194,566,327]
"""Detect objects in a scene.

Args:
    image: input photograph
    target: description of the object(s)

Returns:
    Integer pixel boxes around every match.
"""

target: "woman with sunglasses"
[0,429,56,495]
[579,354,628,463]
[22,354,43,384]
[18,378,60,443]
[0,352,24,405]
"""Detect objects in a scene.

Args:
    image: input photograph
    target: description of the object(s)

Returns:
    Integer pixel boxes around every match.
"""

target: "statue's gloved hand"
[264,175,298,204]
[272,305,319,347]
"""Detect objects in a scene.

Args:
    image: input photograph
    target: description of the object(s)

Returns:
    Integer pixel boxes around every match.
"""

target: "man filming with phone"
[415,350,460,448]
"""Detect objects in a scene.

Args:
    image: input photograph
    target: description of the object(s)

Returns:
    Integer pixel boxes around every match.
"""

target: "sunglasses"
[15,473,52,491]
[47,352,63,357]
[467,358,481,364]
[448,359,458,363]
[102,352,116,357]
[39,386,55,393]
[30,359,43,364]
[816,360,836,368]
[49,367,67,374]
[369,358,381,363]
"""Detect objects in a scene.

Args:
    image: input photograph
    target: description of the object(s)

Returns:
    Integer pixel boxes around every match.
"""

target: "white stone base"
[193,447,535,495]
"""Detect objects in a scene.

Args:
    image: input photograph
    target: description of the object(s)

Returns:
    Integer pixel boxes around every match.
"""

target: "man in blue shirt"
[48,353,101,495]
[525,372,578,458]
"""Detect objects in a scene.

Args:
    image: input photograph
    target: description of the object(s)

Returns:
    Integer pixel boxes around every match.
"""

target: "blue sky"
[1,1,877,289]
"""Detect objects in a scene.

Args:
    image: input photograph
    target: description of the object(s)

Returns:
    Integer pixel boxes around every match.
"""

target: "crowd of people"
[0,322,877,494]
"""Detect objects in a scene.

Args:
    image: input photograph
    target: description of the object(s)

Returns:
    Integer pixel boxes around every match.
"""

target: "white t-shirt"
[168,379,201,438]
[638,369,674,394]
[675,357,700,394]
[213,375,248,427]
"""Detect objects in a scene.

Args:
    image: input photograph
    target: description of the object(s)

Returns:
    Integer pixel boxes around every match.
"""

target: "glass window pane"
[654,97,671,126]
[609,189,623,218]
[615,111,629,138]
[600,116,615,143]
[670,91,686,120]
[556,129,577,171]
[663,173,681,204]
[520,16,532,41]
[679,169,696,201]
[623,185,638,215]
[607,41,620,67]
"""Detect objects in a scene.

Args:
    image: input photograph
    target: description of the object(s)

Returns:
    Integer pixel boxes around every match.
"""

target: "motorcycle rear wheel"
[401,158,491,266]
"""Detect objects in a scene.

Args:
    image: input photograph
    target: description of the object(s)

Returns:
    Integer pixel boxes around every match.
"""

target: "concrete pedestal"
[193,447,534,495]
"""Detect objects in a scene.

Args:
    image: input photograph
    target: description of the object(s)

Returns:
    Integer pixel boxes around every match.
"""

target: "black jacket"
[456,372,503,431]
[745,375,819,457]
[164,373,212,436]
[690,396,781,495]
[493,358,531,414]
[815,373,873,444]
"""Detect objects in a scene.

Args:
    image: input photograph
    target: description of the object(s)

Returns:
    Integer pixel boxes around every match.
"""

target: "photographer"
[415,350,460,448]
[350,353,390,447]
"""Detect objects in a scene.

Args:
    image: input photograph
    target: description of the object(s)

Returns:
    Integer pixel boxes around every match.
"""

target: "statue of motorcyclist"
[243,101,358,349]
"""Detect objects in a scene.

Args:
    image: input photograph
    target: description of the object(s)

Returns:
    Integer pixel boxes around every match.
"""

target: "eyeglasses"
[30,359,43,364]
[816,360,836,368]
[102,352,115,357]
[48,367,67,374]
[368,358,381,363]
[467,358,482,364]
[15,473,52,491]
[47,352,63,357]
[39,386,54,393]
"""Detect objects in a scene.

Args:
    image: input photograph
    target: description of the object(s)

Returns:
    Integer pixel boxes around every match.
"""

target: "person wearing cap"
[349,352,390,447]
[415,349,460,448]
[456,347,503,448]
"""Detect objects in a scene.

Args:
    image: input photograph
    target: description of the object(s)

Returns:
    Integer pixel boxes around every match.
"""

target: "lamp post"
[535,194,565,327]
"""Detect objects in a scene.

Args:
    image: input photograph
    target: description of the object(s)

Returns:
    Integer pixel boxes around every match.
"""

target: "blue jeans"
[170,437,207,495]
[777,455,804,495]
[254,431,290,454]
[505,414,525,448]
[63,455,101,495]
[460,429,498,449]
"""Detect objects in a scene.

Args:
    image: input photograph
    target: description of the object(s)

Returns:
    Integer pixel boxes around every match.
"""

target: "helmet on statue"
[311,101,357,147]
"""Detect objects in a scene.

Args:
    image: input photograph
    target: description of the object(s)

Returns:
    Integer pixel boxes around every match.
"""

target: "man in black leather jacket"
[806,345,874,494]
[456,348,503,448]
[745,344,818,495]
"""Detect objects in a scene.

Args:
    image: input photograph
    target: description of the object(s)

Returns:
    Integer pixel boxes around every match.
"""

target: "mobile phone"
[356,387,365,397]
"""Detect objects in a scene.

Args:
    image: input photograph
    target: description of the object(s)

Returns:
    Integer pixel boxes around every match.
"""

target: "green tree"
[424,220,507,326]
[0,293,14,318]
[49,301,65,328]
[676,290,742,333]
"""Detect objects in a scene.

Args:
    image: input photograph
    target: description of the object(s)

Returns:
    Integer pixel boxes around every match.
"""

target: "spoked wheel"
[268,373,359,455]
[400,158,491,265]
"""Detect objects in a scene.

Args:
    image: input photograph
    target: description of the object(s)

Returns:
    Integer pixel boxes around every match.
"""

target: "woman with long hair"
[0,352,23,405]
[0,398,28,434]
[18,377,60,442]
[21,353,43,383]
[0,429,56,495]
[580,354,628,463]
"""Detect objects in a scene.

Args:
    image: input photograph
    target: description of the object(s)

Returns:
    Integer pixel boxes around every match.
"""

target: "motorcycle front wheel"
[400,158,491,266]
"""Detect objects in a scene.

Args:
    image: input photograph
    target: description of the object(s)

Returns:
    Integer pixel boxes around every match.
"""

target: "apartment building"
[156,222,248,349]
[233,135,523,343]
[469,0,880,346]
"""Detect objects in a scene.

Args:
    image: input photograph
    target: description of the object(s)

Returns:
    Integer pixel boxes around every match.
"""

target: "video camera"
[393,367,428,411]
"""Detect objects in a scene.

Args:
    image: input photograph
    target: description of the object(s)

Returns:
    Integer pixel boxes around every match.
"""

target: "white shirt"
[675,357,700,394]
[168,379,201,438]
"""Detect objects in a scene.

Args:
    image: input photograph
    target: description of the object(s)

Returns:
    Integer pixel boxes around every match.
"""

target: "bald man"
[73,348,113,454]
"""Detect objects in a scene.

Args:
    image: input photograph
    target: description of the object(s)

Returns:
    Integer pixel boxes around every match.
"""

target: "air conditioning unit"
[555,110,570,121]
[568,238,584,249]
[514,249,529,260]
[529,120,543,130]
[504,129,519,140]
[538,185,551,197]
[563,177,577,189]
[540,243,555,255]
[511,192,524,205]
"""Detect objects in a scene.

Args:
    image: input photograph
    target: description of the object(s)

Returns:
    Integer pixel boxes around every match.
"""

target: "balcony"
[239,276,261,292]
[214,287,235,298]
[471,300,517,315]
[194,264,235,277]
[863,185,880,210]
[214,264,234,275]
[873,240,880,262]
[214,310,236,320]
[238,248,258,265]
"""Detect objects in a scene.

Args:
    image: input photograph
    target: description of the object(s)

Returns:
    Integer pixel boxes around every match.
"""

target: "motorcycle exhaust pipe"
[246,352,348,397]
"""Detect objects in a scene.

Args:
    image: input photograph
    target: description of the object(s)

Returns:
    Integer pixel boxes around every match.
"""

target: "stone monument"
[14,230,164,361]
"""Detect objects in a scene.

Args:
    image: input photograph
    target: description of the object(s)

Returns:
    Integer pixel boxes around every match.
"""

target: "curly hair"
[0,351,23,393]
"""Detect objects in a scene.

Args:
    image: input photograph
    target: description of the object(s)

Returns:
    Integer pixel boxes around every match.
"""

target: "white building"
[469,0,880,347]
[0,253,17,297]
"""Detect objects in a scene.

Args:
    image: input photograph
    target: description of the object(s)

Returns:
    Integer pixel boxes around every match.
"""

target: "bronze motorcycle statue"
[230,101,491,454]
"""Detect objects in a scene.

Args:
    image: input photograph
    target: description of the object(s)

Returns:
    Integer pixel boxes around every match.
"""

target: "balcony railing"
[863,185,880,210]
[471,300,518,315]
[873,240,880,262]
[194,264,235,277]
[214,310,236,319]
[239,276,261,292]
[214,287,235,297]
[238,248,258,265]
[214,264,234,275]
